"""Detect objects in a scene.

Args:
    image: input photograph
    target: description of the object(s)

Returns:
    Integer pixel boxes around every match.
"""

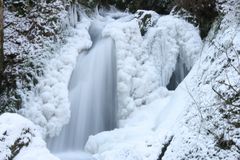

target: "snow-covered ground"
[0,113,59,160]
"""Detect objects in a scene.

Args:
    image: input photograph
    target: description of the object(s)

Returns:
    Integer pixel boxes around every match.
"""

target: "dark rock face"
[75,0,99,8]
[135,10,159,35]
[109,0,175,14]
[1,1,65,114]
[77,0,217,38]
[174,0,218,38]
[75,0,175,14]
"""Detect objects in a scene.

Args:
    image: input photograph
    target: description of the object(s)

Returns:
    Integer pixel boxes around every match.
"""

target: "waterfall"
[47,20,117,155]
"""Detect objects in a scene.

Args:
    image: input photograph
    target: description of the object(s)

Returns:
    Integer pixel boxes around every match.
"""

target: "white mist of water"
[47,21,117,156]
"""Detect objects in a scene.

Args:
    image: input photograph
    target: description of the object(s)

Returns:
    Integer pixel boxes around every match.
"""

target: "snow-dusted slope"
[161,3,240,159]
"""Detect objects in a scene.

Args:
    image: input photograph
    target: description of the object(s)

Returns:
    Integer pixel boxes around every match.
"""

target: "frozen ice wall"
[145,15,202,89]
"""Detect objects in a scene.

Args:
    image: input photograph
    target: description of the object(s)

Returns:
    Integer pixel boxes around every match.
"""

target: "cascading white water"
[47,20,117,156]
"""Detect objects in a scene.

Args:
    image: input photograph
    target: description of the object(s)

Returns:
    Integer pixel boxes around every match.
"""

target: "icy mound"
[0,113,59,160]
[145,15,202,87]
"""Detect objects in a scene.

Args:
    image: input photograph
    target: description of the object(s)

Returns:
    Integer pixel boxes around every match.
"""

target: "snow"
[0,113,59,160]
[158,2,240,159]
[55,151,95,160]
[134,10,160,35]
[84,73,194,160]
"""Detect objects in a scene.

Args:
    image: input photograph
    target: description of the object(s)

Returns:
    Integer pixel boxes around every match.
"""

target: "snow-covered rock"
[0,113,59,160]
[2,1,67,113]
[134,10,160,35]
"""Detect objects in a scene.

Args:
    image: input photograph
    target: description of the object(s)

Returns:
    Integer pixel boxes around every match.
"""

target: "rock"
[134,10,159,35]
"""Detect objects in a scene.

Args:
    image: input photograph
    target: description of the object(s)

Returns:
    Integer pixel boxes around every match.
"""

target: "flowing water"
[47,20,117,159]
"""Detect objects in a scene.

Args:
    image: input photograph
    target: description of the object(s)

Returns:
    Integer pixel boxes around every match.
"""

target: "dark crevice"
[167,56,189,90]
[157,136,174,160]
